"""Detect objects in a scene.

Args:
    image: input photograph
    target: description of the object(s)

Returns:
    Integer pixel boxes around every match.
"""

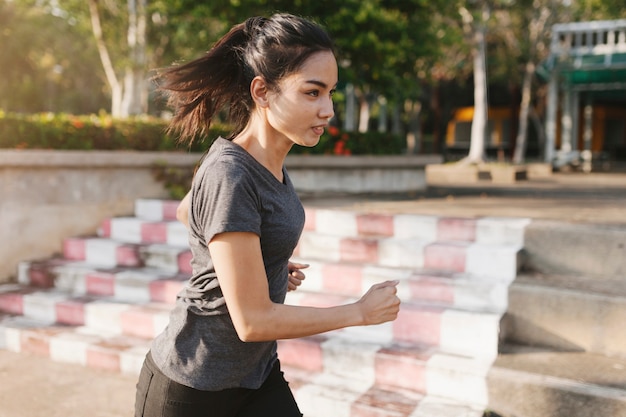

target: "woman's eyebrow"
[305,80,337,89]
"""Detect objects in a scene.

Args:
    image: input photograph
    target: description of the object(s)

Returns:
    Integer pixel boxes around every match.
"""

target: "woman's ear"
[250,76,269,108]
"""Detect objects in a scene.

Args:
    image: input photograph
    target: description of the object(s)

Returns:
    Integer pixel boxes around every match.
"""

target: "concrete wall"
[286,154,442,194]
[0,150,199,283]
[0,150,440,283]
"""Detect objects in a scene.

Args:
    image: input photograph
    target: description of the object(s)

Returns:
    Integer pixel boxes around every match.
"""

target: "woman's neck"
[232,122,292,182]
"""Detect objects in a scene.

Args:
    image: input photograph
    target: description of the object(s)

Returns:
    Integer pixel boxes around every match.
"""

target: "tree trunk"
[513,61,535,163]
[88,0,122,116]
[459,4,489,164]
[88,0,149,117]
[121,0,148,116]
[512,4,552,163]
[466,23,488,163]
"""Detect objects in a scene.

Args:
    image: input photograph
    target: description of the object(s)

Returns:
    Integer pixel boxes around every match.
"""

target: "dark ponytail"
[155,13,334,144]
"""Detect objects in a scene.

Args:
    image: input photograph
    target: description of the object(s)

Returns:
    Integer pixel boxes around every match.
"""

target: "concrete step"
[0,309,490,414]
[99,217,189,247]
[61,237,192,274]
[17,259,187,304]
[501,273,626,358]
[1,199,535,416]
[135,199,529,243]
[523,220,626,280]
[291,257,510,313]
[295,232,522,281]
[0,313,150,375]
[279,335,493,407]
[286,290,500,359]
[0,285,172,339]
[285,365,485,417]
[486,345,626,417]
[301,206,529,244]
[19,255,508,315]
[99,208,524,282]
[0,282,500,359]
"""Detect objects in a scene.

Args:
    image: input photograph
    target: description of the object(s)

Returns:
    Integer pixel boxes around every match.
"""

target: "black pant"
[135,352,302,417]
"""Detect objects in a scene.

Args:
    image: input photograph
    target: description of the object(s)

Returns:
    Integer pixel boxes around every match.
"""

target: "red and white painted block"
[135,199,180,222]
[407,273,509,313]
[424,353,491,406]
[140,244,190,273]
[18,260,187,305]
[351,385,424,417]
[378,238,429,269]
[286,290,499,356]
[0,313,147,374]
[304,207,530,248]
[410,396,484,417]
[103,217,189,247]
[475,217,530,247]
[466,243,522,282]
[63,238,142,268]
[437,218,478,242]
[22,291,72,323]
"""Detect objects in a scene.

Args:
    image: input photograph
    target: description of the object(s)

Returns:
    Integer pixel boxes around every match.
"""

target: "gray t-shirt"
[150,138,305,390]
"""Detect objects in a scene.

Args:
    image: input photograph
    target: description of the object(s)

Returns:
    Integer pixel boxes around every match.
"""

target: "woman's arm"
[176,190,192,228]
[209,231,400,342]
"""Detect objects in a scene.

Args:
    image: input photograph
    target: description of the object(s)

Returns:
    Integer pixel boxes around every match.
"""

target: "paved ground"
[1,169,625,417]
[0,350,137,417]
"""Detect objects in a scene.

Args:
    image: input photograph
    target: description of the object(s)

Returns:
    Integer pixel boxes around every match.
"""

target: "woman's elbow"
[176,203,188,225]
[232,316,272,342]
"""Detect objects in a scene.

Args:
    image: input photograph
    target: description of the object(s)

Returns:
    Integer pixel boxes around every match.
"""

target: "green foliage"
[151,160,195,200]
[0,0,108,113]
[0,112,229,152]
[0,111,404,155]
[289,125,406,155]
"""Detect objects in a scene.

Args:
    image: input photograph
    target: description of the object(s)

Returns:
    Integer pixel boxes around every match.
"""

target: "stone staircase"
[0,198,529,416]
[487,220,626,417]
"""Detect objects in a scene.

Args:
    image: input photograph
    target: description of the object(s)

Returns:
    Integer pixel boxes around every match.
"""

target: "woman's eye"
[307,90,319,97]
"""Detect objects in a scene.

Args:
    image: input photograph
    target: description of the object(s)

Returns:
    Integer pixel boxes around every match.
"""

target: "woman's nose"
[320,96,334,120]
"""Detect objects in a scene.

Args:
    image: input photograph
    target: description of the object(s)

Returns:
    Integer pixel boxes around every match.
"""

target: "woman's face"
[266,50,337,148]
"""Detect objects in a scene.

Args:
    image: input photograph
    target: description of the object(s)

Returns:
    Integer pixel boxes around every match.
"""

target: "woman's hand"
[356,280,401,325]
[287,262,309,291]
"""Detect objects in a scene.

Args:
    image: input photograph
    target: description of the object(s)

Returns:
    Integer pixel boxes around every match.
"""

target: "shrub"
[0,112,407,155]
[289,124,407,155]
[0,112,228,152]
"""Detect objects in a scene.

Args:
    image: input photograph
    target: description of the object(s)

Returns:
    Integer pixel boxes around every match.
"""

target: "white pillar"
[571,91,580,152]
[560,87,573,153]
[545,75,558,162]
[582,97,593,173]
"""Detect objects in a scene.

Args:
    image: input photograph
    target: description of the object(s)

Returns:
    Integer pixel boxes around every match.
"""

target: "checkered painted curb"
[0,312,486,417]
[136,199,530,244]
[18,259,188,304]
[61,238,192,274]
[0,198,534,416]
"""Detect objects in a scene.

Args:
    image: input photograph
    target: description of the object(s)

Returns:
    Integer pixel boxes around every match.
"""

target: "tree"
[86,0,147,117]
[458,2,491,164]
[0,0,107,113]
[509,0,562,164]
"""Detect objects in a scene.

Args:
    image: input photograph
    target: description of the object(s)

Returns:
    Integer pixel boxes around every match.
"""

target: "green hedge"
[0,112,226,152]
[0,112,406,155]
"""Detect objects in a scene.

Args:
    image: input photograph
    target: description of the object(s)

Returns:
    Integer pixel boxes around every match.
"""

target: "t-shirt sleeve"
[191,158,261,245]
